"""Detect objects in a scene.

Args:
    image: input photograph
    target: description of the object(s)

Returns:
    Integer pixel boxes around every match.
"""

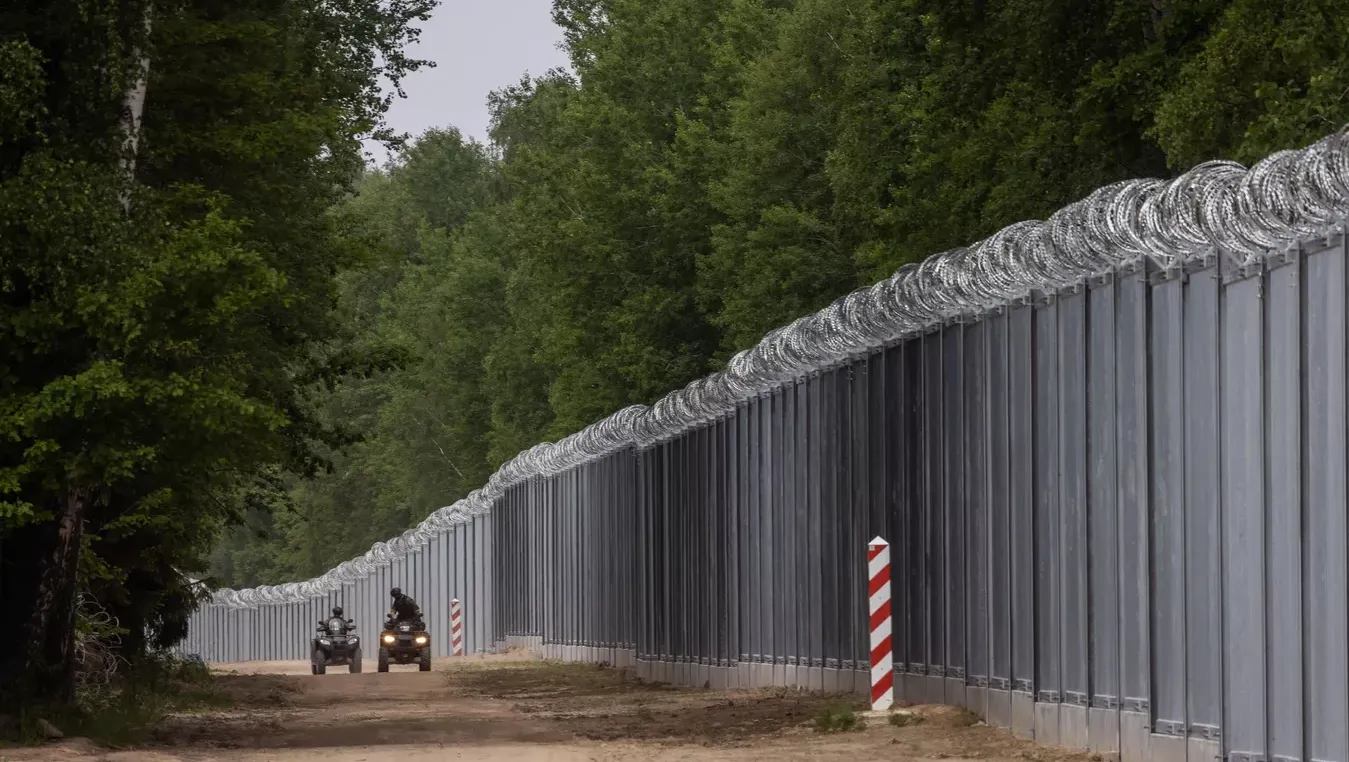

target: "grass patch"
[2,654,232,749]
[813,703,862,734]
[888,709,926,727]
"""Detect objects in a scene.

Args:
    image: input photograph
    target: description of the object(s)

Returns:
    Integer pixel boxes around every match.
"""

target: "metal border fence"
[179,516,493,662]
[182,128,1349,762]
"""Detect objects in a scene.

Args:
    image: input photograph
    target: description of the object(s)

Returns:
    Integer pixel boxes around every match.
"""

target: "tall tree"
[1151,0,1349,166]
[211,128,508,579]
[0,0,432,707]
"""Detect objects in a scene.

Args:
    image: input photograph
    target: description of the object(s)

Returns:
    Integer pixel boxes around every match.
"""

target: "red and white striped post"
[451,598,464,656]
[868,536,894,711]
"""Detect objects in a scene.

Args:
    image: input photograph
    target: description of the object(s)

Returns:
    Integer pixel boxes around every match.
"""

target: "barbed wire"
[211,125,1349,609]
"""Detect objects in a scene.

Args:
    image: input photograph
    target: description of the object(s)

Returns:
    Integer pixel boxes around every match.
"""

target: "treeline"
[0,0,431,710]
[212,0,1349,586]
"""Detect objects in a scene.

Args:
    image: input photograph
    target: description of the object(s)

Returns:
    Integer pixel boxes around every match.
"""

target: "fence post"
[869,536,893,711]
[451,598,464,656]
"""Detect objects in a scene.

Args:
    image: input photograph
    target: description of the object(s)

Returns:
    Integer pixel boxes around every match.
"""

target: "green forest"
[211,0,1349,586]
[4,0,1348,717]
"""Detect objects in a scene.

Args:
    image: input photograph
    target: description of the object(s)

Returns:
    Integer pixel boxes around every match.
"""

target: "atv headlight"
[349,636,359,644]
[319,638,331,645]
[382,634,396,644]
[414,636,427,645]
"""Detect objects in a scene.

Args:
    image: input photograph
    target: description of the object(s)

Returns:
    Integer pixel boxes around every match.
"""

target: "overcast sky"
[365,0,572,164]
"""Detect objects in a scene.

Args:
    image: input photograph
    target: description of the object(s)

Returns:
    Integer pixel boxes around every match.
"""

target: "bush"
[813,703,862,734]
[3,652,229,748]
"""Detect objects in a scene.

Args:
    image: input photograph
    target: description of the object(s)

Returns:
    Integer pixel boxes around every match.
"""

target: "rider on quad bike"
[311,605,361,674]
[379,588,432,672]
[389,588,422,626]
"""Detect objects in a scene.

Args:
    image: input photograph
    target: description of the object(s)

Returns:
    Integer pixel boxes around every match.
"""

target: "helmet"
[390,587,401,597]
[332,606,343,617]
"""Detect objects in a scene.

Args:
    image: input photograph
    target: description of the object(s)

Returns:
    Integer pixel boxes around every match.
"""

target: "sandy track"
[3,652,1102,762]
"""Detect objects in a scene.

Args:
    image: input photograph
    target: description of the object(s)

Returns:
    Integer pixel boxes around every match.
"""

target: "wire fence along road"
[183,128,1349,762]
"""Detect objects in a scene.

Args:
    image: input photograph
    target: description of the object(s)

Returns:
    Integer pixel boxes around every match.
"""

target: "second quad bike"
[311,616,362,675]
[377,612,431,672]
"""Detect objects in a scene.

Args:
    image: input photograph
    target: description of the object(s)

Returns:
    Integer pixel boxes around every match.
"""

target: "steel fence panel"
[674,433,687,664]
[480,515,490,653]
[1219,267,1264,759]
[849,358,868,676]
[729,408,744,671]
[1086,276,1120,723]
[943,326,965,701]
[702,424,713,671]
[965,320,990,698]
[1304,236,1349,762]
[637,449,650,662]
[901,340,923,685]
[837,365,854,678]
[1115,265,1151,735]
[720,418,733,668]
[806,373,822,682]
[1150,273,1188,744]
[922,333,943,688]
[1058,287,1089,732]
[870,349,892,679]
[1008,304,1035,699]
[1033,298,1061,726]
[759,389,774,676]
[1265,251,1303,762]
[988,309,1012,703]
[435,530,447,657]
[770,386,786,681]
[745,397,760,668]
[1183,265,1222,749]
[657,442,667,661]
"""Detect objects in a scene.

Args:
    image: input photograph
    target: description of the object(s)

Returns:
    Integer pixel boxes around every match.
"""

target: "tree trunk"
[119,4,153,207]
[1144,0,1171,45]
[5,483,90,707]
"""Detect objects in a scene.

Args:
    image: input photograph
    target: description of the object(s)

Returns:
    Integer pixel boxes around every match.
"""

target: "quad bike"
[311,616,362,675]
[377,611,432,672]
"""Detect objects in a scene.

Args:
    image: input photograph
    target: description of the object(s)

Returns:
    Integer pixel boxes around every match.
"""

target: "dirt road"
[5,652,1100,762]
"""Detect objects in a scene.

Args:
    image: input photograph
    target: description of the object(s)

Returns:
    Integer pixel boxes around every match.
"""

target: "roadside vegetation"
[2,653,226,747]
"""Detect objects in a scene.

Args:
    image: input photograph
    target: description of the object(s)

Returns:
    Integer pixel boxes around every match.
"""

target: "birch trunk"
[119,5,153,202]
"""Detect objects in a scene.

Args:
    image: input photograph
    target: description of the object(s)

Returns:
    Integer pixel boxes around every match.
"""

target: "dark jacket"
[391,594,421,622]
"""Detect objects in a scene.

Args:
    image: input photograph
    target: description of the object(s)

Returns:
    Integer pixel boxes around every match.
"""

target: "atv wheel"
[377,646,390,673]
[418,647,432,672]
[349,646,363,674]
[312,648,327,675]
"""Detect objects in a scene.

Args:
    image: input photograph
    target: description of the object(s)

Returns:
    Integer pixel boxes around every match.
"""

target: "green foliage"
[1,0,434,707]
[1152,0,1349,166]
[6,653,231,748]
[813,703,862,734]
[0,41,46,147]
[210,129,510,579]
[213,0,1349,588]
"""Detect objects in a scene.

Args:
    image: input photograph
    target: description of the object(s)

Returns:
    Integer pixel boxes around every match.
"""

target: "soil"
[0,651,1106,762]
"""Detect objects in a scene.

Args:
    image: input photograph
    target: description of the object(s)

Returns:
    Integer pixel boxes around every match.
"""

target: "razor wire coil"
[211,126,1349,608]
